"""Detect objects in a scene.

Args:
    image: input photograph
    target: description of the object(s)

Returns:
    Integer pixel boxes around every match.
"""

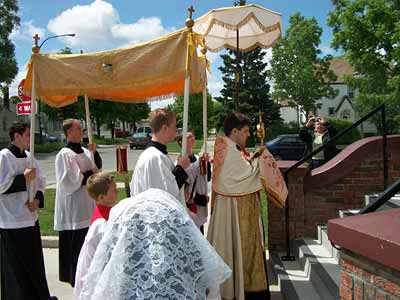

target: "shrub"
[35,142,64,153]
[326,117,361,145]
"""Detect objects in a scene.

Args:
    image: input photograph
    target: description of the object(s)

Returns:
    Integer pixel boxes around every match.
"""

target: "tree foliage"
[268,13,338,113]
[168,92,215,139]
[0,0,20,85]
[327,0,400,132]
[0,0,20,110]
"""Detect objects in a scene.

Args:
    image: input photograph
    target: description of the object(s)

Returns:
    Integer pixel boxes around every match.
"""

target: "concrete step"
[338,209,360,218]
[365,193,400,210]
[317,225,339,260]
[296,239,340,300]
[271,252,321,300]
[271,238,340,300]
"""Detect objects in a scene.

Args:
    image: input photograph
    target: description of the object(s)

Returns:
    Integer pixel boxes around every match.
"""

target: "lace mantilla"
[79,189,231,300]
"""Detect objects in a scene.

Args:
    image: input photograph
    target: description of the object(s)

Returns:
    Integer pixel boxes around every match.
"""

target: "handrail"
[359,177,400,214]
[281,104,388,261]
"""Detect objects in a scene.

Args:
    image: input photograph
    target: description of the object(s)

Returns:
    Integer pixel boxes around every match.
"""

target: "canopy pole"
[84,94,95,164]
[182,5,195,156]
[235,28,240,112]
[182,76,190,156]
[28,68,37,202]
[202,84,208,154]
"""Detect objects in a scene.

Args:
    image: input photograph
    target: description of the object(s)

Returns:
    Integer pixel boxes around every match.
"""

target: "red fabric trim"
[90,204,112,225]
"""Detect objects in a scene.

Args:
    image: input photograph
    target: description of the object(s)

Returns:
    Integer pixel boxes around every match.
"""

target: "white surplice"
[74,218,107,300]
[130,146,181,201]
[54,147,96,231]
[0,148,45,229]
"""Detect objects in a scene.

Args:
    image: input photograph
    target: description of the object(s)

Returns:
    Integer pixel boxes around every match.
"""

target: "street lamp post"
[32,33,75,143]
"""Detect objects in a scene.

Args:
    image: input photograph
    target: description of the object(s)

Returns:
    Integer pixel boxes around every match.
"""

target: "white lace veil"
[79,188,231,300]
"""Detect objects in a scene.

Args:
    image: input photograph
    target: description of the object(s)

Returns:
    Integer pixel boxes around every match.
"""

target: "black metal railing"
[281,104,388,261]
[359,177,400,214]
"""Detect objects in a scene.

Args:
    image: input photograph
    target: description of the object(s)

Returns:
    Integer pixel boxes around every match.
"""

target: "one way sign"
[17,103,31,115]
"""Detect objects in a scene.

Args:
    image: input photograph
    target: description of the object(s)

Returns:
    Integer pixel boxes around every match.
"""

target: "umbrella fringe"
[203,12,281,35]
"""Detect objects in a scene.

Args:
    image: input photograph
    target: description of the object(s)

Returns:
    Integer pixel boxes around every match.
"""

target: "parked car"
[265,134,307,161]
[136,126,152,135]
[129,132,151,149]
[35,132,58,143]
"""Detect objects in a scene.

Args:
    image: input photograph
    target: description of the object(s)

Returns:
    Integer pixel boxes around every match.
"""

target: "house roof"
[329,57,355,84]
[335,95,353,113]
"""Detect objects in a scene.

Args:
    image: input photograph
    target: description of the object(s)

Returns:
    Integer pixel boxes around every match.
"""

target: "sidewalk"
[44,248,74,300]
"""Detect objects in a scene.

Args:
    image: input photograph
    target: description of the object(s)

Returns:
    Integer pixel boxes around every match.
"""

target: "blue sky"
[10,0,338,107]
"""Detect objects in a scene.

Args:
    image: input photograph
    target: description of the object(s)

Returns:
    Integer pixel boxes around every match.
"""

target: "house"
[279,57,377,134]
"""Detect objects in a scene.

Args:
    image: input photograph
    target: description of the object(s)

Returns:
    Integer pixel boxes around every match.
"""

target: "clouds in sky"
[10,20,46,43]
[47,0,173,51]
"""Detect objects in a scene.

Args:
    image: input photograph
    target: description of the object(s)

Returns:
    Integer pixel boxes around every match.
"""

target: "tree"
[327,0,400,133]
[268,13,338,115]
[215,0,281,131]
[169,92,215,139]
[0,0,20,108]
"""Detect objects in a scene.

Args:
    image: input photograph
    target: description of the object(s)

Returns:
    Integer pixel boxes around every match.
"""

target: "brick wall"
[339,250,400,300]
[304,152,397,237]
[268,135,400,250]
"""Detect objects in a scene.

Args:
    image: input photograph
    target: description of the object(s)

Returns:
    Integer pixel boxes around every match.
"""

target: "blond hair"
[149,109,175,134]
[87,172,115,200]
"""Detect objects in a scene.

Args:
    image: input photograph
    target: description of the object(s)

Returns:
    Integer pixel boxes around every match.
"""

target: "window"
[348,85,355,99]
[280,137,297,146]
[328,107,335,116]
[340,109,351,120]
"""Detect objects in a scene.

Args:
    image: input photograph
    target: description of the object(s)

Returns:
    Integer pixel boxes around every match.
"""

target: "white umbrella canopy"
[193,4,282,52]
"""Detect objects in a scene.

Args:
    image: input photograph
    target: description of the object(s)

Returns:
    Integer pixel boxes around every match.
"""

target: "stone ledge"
[328,208,400,272]
[42,236,58,248]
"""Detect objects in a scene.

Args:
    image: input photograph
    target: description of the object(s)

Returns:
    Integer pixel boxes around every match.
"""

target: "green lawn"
[111,171,133,183]
[260,192,269,248]
[39,188,128,236]
[167,139,204,154]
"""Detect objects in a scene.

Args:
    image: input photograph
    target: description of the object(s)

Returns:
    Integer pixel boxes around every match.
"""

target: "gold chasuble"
[207,136,287,300]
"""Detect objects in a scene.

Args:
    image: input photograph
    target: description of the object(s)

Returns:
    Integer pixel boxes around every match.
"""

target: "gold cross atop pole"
[185,5,195,30]
[188,5,195,19]
[32,34,40,53]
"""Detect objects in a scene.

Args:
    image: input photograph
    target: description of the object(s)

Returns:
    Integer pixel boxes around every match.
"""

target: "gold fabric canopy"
[24,29,206,107]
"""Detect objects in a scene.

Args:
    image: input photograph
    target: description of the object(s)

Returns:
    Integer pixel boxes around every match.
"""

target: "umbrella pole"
[84,94,95,165]
[28,68,37,202]
[235,28,240,112]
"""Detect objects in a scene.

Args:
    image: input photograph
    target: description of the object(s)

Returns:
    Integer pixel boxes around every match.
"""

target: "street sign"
[18,79,31,102]
[17,102,31,115]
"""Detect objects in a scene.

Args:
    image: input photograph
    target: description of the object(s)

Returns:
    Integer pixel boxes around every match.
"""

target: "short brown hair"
[63,119,77,137]
[9,122,29,141]
[223,113,251,136]
[87,172,115,200]
[149,109,175,134]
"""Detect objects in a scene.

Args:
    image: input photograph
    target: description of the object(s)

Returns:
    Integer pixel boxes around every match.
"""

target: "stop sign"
[18,79,31,102]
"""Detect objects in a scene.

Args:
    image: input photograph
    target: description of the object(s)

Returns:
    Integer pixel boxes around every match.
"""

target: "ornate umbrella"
[193,4,282,112]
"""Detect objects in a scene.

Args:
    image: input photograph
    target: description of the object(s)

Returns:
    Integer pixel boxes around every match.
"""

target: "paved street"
[37,146,144,186]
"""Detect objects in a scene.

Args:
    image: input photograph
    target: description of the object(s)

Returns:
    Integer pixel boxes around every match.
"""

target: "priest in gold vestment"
[207,113,287,300]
